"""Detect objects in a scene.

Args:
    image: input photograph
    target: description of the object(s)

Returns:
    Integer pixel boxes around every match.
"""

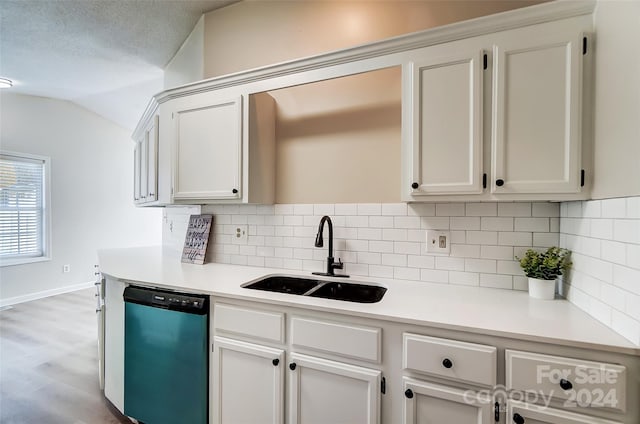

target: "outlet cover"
[232,225,248,245]
[63,264,71,273]
[425,230,451,254]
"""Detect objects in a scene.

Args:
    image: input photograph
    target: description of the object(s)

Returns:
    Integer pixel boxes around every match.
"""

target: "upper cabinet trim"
[133,0,595,138]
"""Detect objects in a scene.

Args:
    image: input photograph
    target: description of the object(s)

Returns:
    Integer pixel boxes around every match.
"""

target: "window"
[0,151,50,266]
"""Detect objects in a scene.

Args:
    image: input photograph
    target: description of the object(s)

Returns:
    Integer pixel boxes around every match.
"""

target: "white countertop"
[98,246,640,356]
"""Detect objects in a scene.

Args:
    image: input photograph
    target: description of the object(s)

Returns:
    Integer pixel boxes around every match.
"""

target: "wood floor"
[0,288,130,424]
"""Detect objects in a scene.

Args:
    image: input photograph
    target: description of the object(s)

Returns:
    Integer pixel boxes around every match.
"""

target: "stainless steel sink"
[243,276,386,303]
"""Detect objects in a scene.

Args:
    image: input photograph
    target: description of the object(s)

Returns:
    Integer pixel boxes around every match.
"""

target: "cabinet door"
[103,277,126,413]
[289,352,381,424]
[140,133,148,203]
[212,336,285,424]
[173,96,242,200]
[491,29,583,194]
[403,378,492,424]
[508,400,621,424]
[133,142,141,203]
[409,49,484,195]
[145,115,159,202]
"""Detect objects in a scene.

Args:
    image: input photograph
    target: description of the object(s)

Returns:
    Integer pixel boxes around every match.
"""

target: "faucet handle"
[333,258,344,270]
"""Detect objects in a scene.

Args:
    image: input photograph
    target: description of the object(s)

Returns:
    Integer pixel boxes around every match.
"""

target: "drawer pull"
[289,362,297,371]
[272,358,279,366]
[404,389,414,399]
[559,379,573,391]
[513,413,525,424]
[442,358,453,369]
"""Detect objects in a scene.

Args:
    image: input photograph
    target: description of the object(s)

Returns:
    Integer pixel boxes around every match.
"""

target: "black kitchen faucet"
[312,215,349,278]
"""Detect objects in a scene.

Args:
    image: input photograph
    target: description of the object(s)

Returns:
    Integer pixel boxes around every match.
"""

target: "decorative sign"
[181,214,213,265]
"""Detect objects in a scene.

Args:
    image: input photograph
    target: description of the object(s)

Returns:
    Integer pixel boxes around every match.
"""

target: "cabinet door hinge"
[482,173,487,189]
[494,402,500,422]
[483,53,488,70]
[381,377,386,395]
[580,169,585,187]
[582,36,588,55]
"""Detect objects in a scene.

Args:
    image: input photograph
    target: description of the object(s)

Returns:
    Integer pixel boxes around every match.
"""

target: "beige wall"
[591,0,640,199]
[202,0,543,203]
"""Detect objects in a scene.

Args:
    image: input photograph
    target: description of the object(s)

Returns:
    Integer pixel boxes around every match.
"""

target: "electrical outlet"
[232,225,248,245]
[425,230,451,254]
[63,264,71,273]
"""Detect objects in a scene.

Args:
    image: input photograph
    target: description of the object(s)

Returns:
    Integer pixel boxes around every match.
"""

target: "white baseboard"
[0,281,95,308]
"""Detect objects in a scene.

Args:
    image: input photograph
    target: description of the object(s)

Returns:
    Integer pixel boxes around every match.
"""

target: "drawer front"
[403,333,497,386]
[291,316,381,363]
[505,350,626,412]
[213,303,284,343]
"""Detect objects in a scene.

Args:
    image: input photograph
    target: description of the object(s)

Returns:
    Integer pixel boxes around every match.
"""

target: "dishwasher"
[123,286,208,424]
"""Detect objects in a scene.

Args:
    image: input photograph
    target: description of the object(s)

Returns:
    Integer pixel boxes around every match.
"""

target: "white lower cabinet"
[288,352,381,424]
[403,378,493,424]
[508,400,621,424]
[212,336,284,424]
[103,277,125,413]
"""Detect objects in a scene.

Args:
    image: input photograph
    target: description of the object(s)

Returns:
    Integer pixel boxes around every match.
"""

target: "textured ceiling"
[0,0,236,130]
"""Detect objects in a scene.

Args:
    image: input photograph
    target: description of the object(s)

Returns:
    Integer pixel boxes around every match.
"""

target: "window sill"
[0,256,51,267]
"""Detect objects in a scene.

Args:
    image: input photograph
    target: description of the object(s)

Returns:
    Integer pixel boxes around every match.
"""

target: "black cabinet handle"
[272,358,279,366]
[232,188,238,194]
[559,379,573,390]
[442,358,453,369]
[513,413,525,424]
[404,389,414,399]
[289,362,296,371]
[411,182,419,189]
[496,179,504,187]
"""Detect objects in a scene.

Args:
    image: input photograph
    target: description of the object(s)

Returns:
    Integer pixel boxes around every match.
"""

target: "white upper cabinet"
[409,49,484,196]
[133,114,159,205]
[491,28,584,194]
[173,96,243,201]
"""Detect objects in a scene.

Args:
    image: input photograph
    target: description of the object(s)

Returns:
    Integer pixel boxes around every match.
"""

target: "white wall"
[164,15,204,88]
[0,93,162,305]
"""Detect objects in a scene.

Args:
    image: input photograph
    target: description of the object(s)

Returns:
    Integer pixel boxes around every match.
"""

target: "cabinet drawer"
[291,316,381,363]
[505,350,626,412]
[403,333,497,386]
[213,303,284,343]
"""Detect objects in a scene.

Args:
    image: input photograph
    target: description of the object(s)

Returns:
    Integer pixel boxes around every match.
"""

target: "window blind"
[0,154,46,258]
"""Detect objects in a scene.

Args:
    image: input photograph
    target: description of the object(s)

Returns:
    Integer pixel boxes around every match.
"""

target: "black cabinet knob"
[411,182,419,189]
[289,362,296,371]
[559,379,573,390]
[496,179,504,187]
[442,358,453,369]
[272,358,279,366]
[404,389,414,399]
[232,188,238,194]
[513,413,525,424]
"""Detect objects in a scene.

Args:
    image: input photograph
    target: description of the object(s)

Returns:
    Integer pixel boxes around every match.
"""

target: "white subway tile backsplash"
[450,271,479,286]
[450,217,480,230]
[466,231,498,245]
[559,196,640,345]
[601,198,627,219]
[465,203,497,216]
[481,217,513,231]
[164,196,640,346]
[382,203,407,216]
[514,217,549,232]
[436,203,465,216]
[498,203,531,217]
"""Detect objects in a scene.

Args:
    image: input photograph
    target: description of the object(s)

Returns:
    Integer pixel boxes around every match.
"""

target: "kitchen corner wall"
[164,201,560,290]
[560,196,640,345]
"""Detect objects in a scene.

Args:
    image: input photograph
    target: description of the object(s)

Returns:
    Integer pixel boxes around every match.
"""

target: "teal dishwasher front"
[124,286,208,424]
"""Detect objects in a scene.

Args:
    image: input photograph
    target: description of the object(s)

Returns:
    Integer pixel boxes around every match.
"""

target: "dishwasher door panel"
[124,301,208,424]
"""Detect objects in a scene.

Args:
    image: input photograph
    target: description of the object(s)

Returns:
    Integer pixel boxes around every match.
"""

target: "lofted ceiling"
[0,0,237,131]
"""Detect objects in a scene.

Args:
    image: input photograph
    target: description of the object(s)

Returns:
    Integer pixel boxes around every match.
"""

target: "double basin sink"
[243,275,386,303]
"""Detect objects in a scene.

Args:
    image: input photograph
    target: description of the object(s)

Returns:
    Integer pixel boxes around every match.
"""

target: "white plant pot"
[528,277,556,300]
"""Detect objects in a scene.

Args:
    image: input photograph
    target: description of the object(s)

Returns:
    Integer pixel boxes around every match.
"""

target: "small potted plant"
[516,247,571,300]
